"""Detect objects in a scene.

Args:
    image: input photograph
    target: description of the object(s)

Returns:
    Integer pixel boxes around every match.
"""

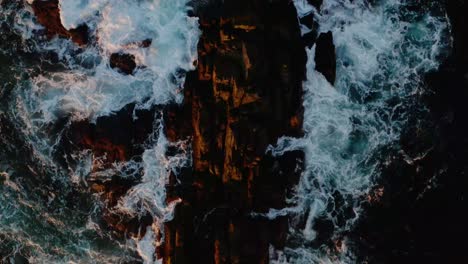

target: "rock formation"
[32,0,89,45]
[315,31,336,84]
[109,53,137,75]
[161,0,307,262]
[32,0,141,75]
[29,0,309,262]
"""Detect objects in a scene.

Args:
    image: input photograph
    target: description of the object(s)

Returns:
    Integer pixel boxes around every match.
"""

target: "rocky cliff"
[162,0,307,263]
[29,0,308,263]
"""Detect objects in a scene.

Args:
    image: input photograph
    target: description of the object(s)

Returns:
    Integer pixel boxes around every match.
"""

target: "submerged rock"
[109,53,137,75]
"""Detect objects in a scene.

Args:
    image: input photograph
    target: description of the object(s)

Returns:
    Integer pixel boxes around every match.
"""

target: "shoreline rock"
[315,31,336,85]
[28,0,308,262]
[31,0,89,46]
[162,0,307,262]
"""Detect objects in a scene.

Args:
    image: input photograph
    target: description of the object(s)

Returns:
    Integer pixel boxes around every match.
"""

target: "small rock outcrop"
[56,105,157,236]
[307,0,323,9]
[315,31,336,84]
[31,0,89,45]
[109,53,137,75]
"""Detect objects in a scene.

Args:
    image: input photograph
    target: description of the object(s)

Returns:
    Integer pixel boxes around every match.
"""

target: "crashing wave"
[0,0,200,262]
[268,0,451,262]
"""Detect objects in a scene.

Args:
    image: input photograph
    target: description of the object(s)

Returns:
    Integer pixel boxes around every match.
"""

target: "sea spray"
[0,0,200,262]
[268,0,451,262]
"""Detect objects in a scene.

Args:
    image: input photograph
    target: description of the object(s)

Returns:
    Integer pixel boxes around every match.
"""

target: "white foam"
[58,0,108,30]
[270,0,451,262]
[114,123,189,222]
[292,0,317,18]
[135,224,159,264]
[17,0,200,123]
[4,1,200,262]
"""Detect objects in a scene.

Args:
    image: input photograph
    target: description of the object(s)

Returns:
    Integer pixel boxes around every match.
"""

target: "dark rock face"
[162,0,306,263]
[62,105,156,163]
[315,31,336,84]
[68,24,89,45]
[141,39,152,48]
[353,1,468,263]
[445,0,468,72]
[307,0,323,10]
[28,0,307,262]
[109,53,137,75]
[301,14,319,48]
[31,0,89,45]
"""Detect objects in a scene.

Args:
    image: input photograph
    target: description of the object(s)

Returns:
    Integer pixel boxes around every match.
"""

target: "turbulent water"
[0,0,454,263]
[0,0,199,263]
[269,0,451,262]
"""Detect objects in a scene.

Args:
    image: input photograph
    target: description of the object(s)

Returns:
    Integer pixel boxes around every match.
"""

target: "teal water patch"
[0,170,136,263]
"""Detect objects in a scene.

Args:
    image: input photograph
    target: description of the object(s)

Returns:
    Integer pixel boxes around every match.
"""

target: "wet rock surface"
[24,0,468,263]
[32,0,89,45]
[162,0,306,263]
[307,0,323,9]
[315,31,336,84]
[109,53,137,75]
[54,105,158,237]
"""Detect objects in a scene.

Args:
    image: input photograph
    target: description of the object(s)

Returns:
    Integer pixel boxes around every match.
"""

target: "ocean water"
[268,0,451,262]
[0,0,453,263]
[0,0,199,263]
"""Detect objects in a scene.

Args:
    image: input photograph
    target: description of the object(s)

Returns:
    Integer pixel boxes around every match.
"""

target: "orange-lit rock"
[55,106,157,239]
[162,0,307,262]
[109,53,137,75]
[32,0,89,45]
[81,136,127,163]
[367,186,385,204]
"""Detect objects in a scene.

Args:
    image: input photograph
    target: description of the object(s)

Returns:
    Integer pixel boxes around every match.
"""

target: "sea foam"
[2,0,200,263]
[17,0,200,124]
[269,0,451,262]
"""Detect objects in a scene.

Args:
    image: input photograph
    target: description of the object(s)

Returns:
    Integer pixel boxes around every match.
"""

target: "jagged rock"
[68,24,89,45]
[162,0,306,263]
[53,105,157,237]
[307,0,323,10]
[300,13,319,48]
[31,0,89,45]
[62,105,155,163]
[109,53,137,75]
[300,13,315,29]
[303,30,318,48]
[315,31,336,84]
